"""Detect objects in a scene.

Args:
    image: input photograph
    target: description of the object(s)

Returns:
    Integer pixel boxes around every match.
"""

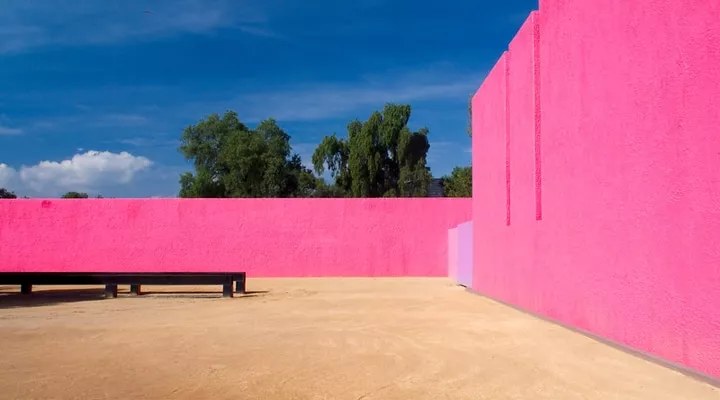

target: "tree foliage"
[467,93,474,136]
[0,188,17,199]
[178,111,316,198]
[312,103,432,197]
[311,177,347,198]
[441,166,472,197]
[61,191,89,199]
[175,104,472,199]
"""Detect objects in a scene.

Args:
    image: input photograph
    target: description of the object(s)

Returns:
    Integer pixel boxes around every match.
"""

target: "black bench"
[0,272,246,298]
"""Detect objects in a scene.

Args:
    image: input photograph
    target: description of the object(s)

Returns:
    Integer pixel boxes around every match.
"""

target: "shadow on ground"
[0,288,107,309]
[138,290,269,296]
[0,288,270,309]
[135,290,268,299]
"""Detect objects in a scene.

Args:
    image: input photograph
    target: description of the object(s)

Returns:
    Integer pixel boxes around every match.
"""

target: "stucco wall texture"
[472,2,720,379]
[447,227,459,282]
[0,198,471,277]
[456,221,473,287]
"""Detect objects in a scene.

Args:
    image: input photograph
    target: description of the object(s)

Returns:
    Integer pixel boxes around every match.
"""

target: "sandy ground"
[0,279,717,400]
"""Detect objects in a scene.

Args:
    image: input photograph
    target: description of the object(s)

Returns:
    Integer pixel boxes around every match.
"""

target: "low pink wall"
[472,1,720,379]
[0,199,471,277]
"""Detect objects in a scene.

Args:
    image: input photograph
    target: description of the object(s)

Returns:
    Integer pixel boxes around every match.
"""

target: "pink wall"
[456,221,473,288]
[472,1,720,379]
[0,198,470,277]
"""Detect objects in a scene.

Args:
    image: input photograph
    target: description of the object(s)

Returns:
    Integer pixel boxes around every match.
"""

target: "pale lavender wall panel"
[447,227,459,281]
[457,221,473,287]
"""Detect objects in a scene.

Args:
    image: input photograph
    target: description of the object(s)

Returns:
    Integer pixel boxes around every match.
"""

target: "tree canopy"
[178,105,447,198]
[0,188,17,199]
[178,111,316,198]
[61,192,90,198]
[312,103,432,197]
[441,166,472,197]
[60,192,103,198]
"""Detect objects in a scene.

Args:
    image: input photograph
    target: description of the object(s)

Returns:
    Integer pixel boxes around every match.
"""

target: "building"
[427,178,445,197]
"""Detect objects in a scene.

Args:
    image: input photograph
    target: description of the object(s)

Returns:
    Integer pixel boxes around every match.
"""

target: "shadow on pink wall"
[456,221,473,287]
[472,2,720,379]
[447,227,459,282]
[447,221,472,287]
[0,198,471,277]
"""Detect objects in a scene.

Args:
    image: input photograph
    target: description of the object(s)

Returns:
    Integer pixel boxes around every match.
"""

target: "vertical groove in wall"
[505,53,512,227]
[533,12,543,221]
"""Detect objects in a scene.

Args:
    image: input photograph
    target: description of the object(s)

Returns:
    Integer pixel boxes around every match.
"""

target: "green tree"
[178,111,315,198]
[61,191,89,198]
[441,166,472,197]
[467,93,473,136]
[0,188,17,199]
[311,177,347,198]
[312,134,351,195]
[312,103,432,197]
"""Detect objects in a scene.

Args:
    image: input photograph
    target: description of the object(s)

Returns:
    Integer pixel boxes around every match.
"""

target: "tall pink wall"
[472,1,720,379]
[0,199,470,277]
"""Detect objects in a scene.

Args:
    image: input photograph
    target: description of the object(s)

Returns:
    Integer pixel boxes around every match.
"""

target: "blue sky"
[0,0,537,197]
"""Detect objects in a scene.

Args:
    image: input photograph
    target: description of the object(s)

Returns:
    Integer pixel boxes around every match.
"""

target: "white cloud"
[0,125,23,135]
[0,150,152,195]
[117,137,177,148]
[91,113,149,127]
[21,112,151,133]
[187,65,483,123]
[237,82,472,122]
[0,163,16,187]
[238,25,279,38]
[0,0,274,53]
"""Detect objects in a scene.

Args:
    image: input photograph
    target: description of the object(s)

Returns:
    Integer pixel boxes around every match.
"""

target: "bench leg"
[20,284,32,295]
[104,284,118,299]
[130,284,142,296]
[222,283,233,298]
[235,275,246,294]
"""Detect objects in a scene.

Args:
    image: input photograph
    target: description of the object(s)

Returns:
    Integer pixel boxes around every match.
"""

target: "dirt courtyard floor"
[0,278,717,400]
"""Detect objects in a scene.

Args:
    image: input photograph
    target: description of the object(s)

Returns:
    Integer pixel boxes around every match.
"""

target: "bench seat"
[0,272,246,298]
